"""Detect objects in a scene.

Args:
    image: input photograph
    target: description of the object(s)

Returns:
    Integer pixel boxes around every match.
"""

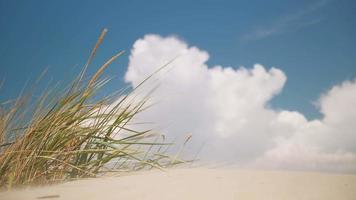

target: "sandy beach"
[1,168,356,200]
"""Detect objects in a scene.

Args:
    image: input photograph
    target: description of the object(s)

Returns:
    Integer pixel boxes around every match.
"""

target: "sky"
[1,0,356,172]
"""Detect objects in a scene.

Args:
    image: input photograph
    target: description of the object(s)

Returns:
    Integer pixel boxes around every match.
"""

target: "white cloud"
[123,34,356,173]
[256,80,356,173]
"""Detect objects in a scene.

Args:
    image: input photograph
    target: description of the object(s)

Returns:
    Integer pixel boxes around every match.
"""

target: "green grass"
[0,29,184,189]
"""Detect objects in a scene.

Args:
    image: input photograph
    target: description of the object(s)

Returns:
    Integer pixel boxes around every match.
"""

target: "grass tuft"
[0,29,184,189]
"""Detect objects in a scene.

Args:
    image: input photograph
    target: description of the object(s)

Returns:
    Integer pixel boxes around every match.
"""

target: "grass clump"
[0,29,182,189]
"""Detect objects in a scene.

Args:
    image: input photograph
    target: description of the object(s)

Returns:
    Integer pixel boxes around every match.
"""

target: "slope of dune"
[1,168,356,200]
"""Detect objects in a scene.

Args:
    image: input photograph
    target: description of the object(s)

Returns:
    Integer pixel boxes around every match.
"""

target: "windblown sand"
[1,168,356,200]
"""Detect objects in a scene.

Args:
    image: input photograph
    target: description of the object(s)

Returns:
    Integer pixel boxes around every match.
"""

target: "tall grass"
[0,29,182,189]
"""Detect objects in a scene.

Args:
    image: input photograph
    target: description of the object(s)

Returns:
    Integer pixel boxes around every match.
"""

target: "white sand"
[1,168,356,200]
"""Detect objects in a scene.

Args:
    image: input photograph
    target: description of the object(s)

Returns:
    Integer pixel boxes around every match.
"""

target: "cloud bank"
[123,34,356,173]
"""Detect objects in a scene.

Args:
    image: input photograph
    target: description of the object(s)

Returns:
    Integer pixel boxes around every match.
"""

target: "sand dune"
[1,168,356,200]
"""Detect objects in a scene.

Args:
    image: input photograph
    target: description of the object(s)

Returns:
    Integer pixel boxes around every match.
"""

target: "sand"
[1,168,356,200]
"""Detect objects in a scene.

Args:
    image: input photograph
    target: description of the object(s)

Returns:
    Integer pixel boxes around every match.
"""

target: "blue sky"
[0,0,355,119]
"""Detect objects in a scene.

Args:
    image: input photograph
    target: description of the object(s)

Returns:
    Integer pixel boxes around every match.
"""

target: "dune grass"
[0,29,183,189]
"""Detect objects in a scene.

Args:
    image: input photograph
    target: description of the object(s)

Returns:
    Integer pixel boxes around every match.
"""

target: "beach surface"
[1,168,356,200]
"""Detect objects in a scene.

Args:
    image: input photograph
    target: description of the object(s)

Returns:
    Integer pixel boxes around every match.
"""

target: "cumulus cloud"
[122,34,356,173]
[257,80,356,173]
